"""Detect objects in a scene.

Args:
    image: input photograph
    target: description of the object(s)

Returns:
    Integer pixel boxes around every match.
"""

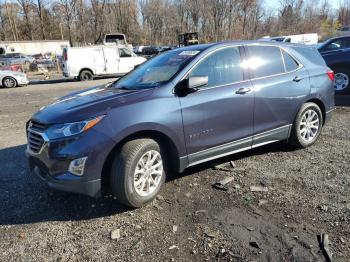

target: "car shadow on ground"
[0,144,129,226]
[0,142,293,226]
[335,95,350,107]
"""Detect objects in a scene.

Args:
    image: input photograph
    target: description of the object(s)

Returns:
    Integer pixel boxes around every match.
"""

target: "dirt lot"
[0,80,349,262]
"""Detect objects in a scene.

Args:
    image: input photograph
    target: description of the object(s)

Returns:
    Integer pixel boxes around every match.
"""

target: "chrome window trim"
[173,44,305,95]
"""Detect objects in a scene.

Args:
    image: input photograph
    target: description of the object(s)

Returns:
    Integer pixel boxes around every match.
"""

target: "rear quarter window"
[281,49,299,72]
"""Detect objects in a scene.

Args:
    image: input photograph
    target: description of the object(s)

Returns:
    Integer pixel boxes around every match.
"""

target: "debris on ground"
[169,245,178,250]
[318,233,332,262]
[249,241,260,249]
[110,229,121,240]
[195,210,208,215]
[173,225,178,233]
[212,176,234,191]
[250,186,268,192]
[258,199,268,206]
[212,162,235,172]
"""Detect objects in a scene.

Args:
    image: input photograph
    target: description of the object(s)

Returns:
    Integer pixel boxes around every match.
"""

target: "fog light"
[68,157,87,176]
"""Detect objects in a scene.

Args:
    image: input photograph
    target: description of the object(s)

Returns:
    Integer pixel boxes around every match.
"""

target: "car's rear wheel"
[78,70,93,81]
[334,68,350,95]
[2,77,17,88]
[110,139,166,207]
[289,102,323,148]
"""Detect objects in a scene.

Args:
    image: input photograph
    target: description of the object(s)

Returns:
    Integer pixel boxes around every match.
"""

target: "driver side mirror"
[175,75,208,97]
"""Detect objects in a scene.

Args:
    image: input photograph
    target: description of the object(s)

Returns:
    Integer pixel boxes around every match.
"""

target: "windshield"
[113,49,202,90]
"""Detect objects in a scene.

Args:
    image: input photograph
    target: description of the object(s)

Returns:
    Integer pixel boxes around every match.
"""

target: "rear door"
[103,47,118,74]
[93,48,106,75]
[180,46,254,165]
[244,45,310,146]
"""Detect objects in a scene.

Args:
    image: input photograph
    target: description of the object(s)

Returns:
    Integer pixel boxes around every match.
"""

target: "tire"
[334,67,350,95]
[289,102,323,149]
[78,70,93,81]
[2,77,17,88]
[111,139,166,208]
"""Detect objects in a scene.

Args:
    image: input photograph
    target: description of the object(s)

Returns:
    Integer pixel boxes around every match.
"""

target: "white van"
[62,45,146,81]
[259,33,318,45]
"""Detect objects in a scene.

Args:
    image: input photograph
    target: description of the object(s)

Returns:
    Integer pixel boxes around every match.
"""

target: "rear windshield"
[113,49,202,90]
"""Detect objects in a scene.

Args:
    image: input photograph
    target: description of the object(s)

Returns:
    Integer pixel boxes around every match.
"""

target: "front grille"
[27,120,48,154]
[27,130,45,153]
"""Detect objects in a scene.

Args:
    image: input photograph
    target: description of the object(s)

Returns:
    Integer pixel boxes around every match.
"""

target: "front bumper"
[26,149,102,197]
[25,123,115,197]
[17,76,29,85]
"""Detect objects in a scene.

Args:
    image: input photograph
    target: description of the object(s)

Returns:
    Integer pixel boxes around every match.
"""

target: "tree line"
[0,0,348,46]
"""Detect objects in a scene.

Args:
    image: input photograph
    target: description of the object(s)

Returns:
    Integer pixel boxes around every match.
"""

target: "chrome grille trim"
[27,120,49,155]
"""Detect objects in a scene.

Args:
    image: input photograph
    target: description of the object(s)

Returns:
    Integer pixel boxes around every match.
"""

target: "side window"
[246,46,285,78]
[189,47,243,88]
[323,38,350,51]
[282,50,299,72]
[119,48,132,58]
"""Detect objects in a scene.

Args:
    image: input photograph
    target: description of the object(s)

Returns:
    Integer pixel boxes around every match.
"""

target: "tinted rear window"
[246,46,285,78]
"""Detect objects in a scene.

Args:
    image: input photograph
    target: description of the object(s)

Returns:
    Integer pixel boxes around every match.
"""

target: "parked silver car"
[0,53,34,66]
[0,70,29,88]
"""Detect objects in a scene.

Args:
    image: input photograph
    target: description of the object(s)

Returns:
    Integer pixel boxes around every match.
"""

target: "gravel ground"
[0,80,349,261]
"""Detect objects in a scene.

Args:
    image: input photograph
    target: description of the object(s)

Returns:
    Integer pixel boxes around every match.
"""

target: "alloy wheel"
[299,109,320,142]
[334,73,349,91]
[133,150,163,197]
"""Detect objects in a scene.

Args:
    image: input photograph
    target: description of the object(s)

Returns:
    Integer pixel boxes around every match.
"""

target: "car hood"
[31,84,154,124]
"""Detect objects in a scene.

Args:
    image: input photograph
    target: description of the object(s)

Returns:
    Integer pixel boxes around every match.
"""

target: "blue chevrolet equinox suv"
[26,41,334,207]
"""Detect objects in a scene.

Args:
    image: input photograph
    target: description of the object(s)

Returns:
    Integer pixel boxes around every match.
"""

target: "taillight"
[63,49,67,61]
[327,70,335,81]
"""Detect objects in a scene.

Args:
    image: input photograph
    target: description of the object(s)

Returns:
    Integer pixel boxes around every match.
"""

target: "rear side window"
[323,38,350,51]
[246,46,285,78]
[282,50,299,72]
[190,47,243,88]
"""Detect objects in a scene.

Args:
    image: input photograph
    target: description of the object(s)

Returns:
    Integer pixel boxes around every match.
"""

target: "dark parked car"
[26,41,334,207]
[318,35,350,94]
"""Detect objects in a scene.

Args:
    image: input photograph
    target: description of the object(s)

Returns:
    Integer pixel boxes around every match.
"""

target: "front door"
[179,46,254,165]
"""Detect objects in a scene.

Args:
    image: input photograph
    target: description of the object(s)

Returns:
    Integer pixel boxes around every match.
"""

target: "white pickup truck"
[62,45,146,81]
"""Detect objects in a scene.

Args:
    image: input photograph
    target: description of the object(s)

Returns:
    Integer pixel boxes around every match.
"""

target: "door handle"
[235,87,251,95]
[293,76,303,82]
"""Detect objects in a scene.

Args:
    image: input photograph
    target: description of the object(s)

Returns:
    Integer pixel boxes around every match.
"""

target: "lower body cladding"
[26,129,114,197]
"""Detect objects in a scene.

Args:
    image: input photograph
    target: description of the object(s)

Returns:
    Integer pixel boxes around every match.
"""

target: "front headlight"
[46,115,105,139]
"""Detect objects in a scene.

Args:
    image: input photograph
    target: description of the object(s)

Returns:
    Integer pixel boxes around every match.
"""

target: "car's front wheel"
[289,102,323,148]
[2,77,17,88]
[334,68,350,95]
[110,139,166,207]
